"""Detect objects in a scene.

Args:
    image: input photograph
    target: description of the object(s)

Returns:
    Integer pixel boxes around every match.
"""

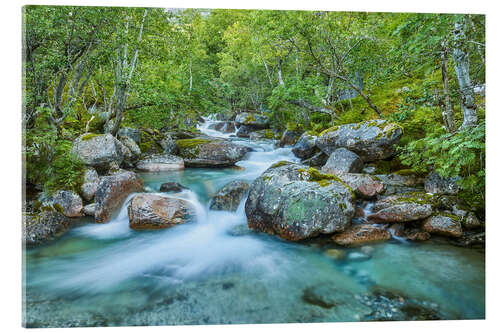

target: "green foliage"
[399,121,485,210]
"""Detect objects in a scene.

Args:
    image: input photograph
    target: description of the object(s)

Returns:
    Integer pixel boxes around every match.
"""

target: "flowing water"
[23,118,485,327]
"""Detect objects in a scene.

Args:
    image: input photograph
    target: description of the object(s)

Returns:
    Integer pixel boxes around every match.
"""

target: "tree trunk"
[452,20,477,130]
[189,57,193,92]
[440,41,457,133]
[277,56,284,86]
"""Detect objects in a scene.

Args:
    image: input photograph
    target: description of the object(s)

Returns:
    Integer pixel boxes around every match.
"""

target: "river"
[23,117,485,327]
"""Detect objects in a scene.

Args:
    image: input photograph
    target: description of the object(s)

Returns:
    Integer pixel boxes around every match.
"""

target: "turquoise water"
[23,131,485,327]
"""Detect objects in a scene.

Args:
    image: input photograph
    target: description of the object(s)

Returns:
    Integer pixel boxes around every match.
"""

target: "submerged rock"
[292,132,318,159]
[175,138,248,167]
[128,193,193,230]
[321,148,364,175]
[424,172,461,195]
[94,170,144,223]
[316,120,403,162]
[70,133,124,172]
[23,211,70,246]
[324,248,347,261]
[245,163,355,241]
[136,154,184,172]
[367,192,434,223]
[422,215,463,238]
[210,180,249,211]
[81,167,99,201]
[159,182,188,193]
[332,224,391,247]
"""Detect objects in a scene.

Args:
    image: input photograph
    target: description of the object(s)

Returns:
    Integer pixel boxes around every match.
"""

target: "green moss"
[270,160,293,169]
[52,203,64,214]
[175,138,211,149]
[370,175,382,181]
[394,169,420,176]
[353,123,362,130]
[244,114,257,124]
[435,212,461,222]
[81,133,101,141]
[304,167,355,196]
[319,126,338,137]
[263,129,275,139]
[393,192,436,206]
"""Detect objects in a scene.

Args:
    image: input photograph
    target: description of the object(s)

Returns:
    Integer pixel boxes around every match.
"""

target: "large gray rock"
[71,133,124,171]
[302,151,329,167]
[292,132,317,159]
[128,193,193,230]
[175,138,248,167]
[321,148,364,175]
[424,172,461,195]
[245,163,355,241]
[136,154,184,172]
[316,120,403,162]
[46,190,83,217]
[367,192,434,223]
[119,135,141,160]
[94,170,144,223]
[117,127,142,144]
[335,173,385,199]
[422,215,463,238]
[210,180,249,211]
[234,112,270,129]
[81,167,99,201]
[278,129,302,147]
[23,211,70,246]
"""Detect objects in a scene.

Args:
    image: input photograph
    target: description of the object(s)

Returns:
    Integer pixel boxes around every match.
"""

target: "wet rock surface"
[23,211,70,246]
[210,180,249,211]
[175,138,249,167]
[136,154,184,172]
[321,148,364,174]
[332,224,391,247]
[159,182,188,193]
[367,192,434,223]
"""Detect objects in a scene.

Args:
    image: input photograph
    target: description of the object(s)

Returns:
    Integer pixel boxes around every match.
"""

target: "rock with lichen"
[175,138,249,167]
[210,180,249,211]
[332,224,391,246]
[367,192,434,223]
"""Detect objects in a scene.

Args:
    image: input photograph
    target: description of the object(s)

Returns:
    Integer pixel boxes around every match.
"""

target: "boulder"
[128,193,194,230]
[278,129,302,147]
[117,127,142,144]
[292,132,318,159]
[47,190,83,217]
[23,211,70,246]
[424,172,461,195]
[374,173,425,195]
[367,192,434,223]
[83,203,96,216]
[210,180,250,211]
[175,138,248,167]
[70,133,124,171]
[302,151,329,168]
[81,167,99,201]
[316,120,403,162]
[208,121,236,133]
[422,215,463,238]
[159,182,188,193]
[321,148,364,175]
[119,135,141,160]
[234,112,270,129]
[94,170,144,223]
[336,173,385,199]
[236,125,254,138]
[245,163,355,241]
[249,129,274,140]
[332,224,391,247]
[136,154,184,172]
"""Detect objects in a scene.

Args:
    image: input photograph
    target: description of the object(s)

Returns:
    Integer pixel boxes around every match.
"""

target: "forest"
[22,6,486,327]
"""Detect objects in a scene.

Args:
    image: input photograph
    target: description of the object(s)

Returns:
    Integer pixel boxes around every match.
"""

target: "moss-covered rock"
[175,138,248,167]
[23,211,70,246]
[367,192,434,223]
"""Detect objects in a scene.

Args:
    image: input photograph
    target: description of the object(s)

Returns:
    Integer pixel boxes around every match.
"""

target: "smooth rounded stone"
[209,180,249,212]
[94,170,144,223]
[424,171,461,195]
[346,251,372,262]
[82,203,96,216]
[324,248,347,261]
[23,211,70,246]
[316,120,403,162]
[128,193,194,230]
[234,112,270,129]
[278,129,302,147]
[291,132,317,159]
[70,133,124,171]
[245,163,355,241]
[81,167,99,201]
[47,190,83,217]
[321,148,364,175]
[175,138,248,167]
[117,127,142,144]
[302,151,329,168]
[367,192,434,223]
[136,154,184,172]
[422,215,463,238]
[159,182,188,193]
[332,224,391,247]
[335,173,385,199]
[208,121,236,133]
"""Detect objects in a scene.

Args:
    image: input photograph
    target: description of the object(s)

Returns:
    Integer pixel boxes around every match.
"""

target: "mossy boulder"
[235,112,270,129]
[23,211,70,246]
[424,171,461,195]
[71,133,124,172]
[367,192,434,223]
[422,215,463,238]
[210,180,250,212]
[245,163,355,241]
[47,190,84,217]
[128,193,194,230]
[316,120,403,162]
[175,138,249,167]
